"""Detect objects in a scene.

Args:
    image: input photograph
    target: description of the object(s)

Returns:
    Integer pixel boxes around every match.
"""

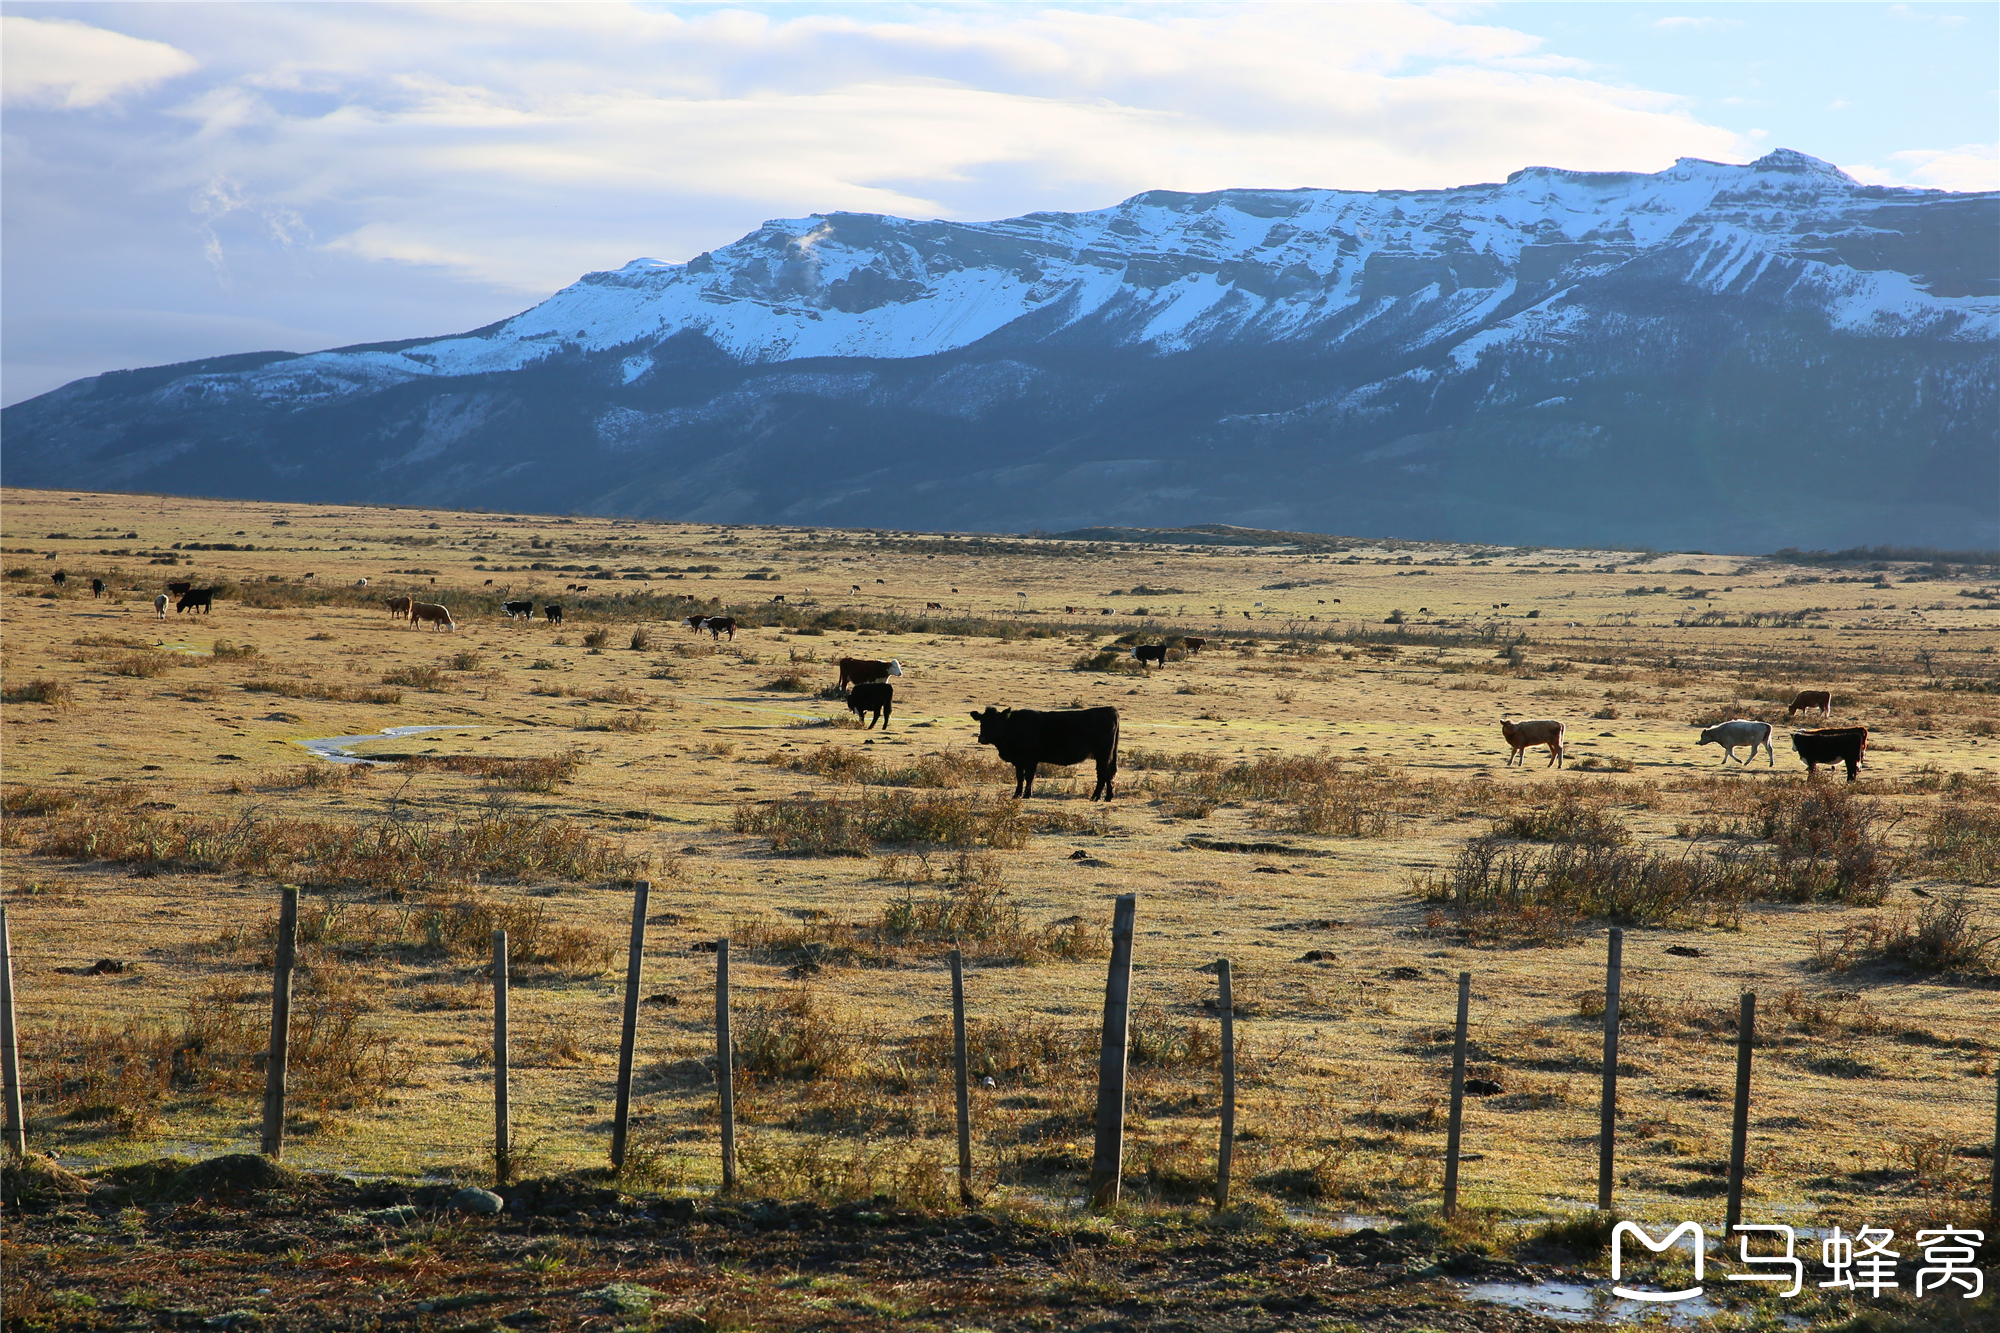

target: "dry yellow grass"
[2,486,1994,1232]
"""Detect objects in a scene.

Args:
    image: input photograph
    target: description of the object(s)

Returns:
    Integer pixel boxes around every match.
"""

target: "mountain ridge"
[5,149,1995,549]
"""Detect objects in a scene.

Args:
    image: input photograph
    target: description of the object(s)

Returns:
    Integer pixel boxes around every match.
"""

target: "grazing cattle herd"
[60,571,1883,788]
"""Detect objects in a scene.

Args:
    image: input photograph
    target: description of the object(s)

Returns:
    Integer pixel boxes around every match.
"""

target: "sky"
[2,2,1994,405]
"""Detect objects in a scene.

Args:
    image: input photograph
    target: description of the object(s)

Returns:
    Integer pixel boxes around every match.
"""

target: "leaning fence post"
[1088,894,1137,1209]
[1442,971,1471,1218]
[610,881,650,1172]
[1216,958,1236,1209]
[260,887,299,1159]
[1598,927,1623,1211]
[716,938,737,1193]
[949,948,974,1206]
[1,905,25,1157]
[1725,992,1756,1233]
[1991,1063,1999,1227]
[493,929,511,1186]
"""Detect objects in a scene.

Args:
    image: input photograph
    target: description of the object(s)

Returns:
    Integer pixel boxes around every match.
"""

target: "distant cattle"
[385,595,414,620]
[1181,637,1207,656]
[544,604,564,625]
[50,571,66,587]
[153,594,168,621]
[356,578,369,587]
[502,600,534,619]
[1133,644,1168,668]
[176,588,216,615]
[837,658,902,691]
[927,602,943,610]
[1500,718,1565,768]
[770,594,786,604]
[704,616,737,641]
[1793,727,1868,782]
[971,706,1120,800]
[90,578,105,598]
[409,602,456,631]
[1698,719,1774,766]
[166,581,194,598]
[852,584,862,594]
[1787,690,1833,721]
[847,681,893,730]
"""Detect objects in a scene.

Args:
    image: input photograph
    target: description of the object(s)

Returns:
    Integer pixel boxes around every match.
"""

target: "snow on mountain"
[5,149,1994,550]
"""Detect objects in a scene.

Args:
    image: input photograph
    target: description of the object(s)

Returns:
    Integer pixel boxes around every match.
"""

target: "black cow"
[1134,644,1168,668]
[50,571,66,587]
[90,579,106,598]
[543,604,564,625]
[176,588,215,614]
[1792,726,1868,782]
[166,580,193,597]
[969,706,1120,800]
[503,600,534,619]
[847,682,893,730]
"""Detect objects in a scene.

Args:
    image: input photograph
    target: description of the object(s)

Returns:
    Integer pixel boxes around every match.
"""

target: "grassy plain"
[1,486,1995,1328]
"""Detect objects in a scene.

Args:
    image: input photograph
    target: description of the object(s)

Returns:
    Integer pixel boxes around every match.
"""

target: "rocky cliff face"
[6,149,1994,549]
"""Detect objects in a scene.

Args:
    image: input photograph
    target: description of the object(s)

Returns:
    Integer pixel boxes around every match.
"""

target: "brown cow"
[1501,718,1566,768]
[409,602,456,631]
[1786,690,1832,721]
[385,595,413,620]
[1181,637,1207,656]
[837,657,902,691]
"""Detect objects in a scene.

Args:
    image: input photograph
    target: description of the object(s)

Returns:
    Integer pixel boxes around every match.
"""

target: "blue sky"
[3,2,1993,405]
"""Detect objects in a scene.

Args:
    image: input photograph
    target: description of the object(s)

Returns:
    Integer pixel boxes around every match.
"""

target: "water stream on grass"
[294,724,506,765]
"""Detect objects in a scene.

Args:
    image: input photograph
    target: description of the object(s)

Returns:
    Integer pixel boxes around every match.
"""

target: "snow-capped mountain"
[6,149,1994,548]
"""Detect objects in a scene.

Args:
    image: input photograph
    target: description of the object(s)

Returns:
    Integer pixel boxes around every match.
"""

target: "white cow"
[1697,719,1774,766]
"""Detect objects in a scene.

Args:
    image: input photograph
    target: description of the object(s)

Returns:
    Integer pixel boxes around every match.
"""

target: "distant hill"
[5,149,1994,550]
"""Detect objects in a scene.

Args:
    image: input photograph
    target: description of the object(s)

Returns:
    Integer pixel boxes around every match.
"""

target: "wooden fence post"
[1990,1063,1998,1227]
[949,948,974,1206]
[493,929,511,1186]
[260,887,299,1159]
[1,905,25,1158]
[610,880,650,1172]
[1088,894,1137,1209]
[1216,958,1236,1210]
[1442,971,1471,1218]
[1598,927,1623,1211]
[716,938,737,1194]
[1725,992,1756,1233]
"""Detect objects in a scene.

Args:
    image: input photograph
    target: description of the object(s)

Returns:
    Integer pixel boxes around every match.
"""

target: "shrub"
[2,679,72,707]
[735,989,859,1080]
[761,671,814,692]
[1758,785,1896,903]
[733,791,1029,855]
[1494,788,1630,846]
[244,679,404,705]
[111,653,178,678]
[629,626,653,652]
[396,749,586,792]
[210,640,259,661]
[447,650,482,671]
[581,628,611,649]
[1422,838,1761,941]
[381,663,448,690]
[733,796,871,856]
[1918,801,2000,883]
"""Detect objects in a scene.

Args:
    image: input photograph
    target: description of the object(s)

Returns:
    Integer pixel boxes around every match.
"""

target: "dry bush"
[629,626,653,652]
[1,785,80,816]
[1918,802,2000,883]
[381,663,448,690]
[396,748,585,792]
[581,628,611,649]
[1493,788,1630,846]
[1757,785,1896,903]
[736,988,861,1081]
[771,744,875,783]
[446,649,482,671]
[1157,753,1414,837]
[210,640,260,661]
[28,804,643,893]
[265,763,373,791]
[1810,898,1999,977]
[1422,838,1759,942]
[1071,649,1147,674]
[21,972,410,1135]
[873,750,1014,789]
[736,1136,952,1211]
[733,791,1028,856]
[1,678,73,707]
[244,678,403,705]
[112,652,180,678]
[761,671,814,692]
[1122,749,1224,773]
[878,879,1105,964]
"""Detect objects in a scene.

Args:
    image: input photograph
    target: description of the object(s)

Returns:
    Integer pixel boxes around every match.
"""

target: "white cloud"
[1652,16,1741,31]
[0,16,197,108]
[1846,144,2000,193]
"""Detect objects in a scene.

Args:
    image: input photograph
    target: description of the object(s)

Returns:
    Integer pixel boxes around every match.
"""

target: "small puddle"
[1462,1281,1756,1327]
[295,725,503,766]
